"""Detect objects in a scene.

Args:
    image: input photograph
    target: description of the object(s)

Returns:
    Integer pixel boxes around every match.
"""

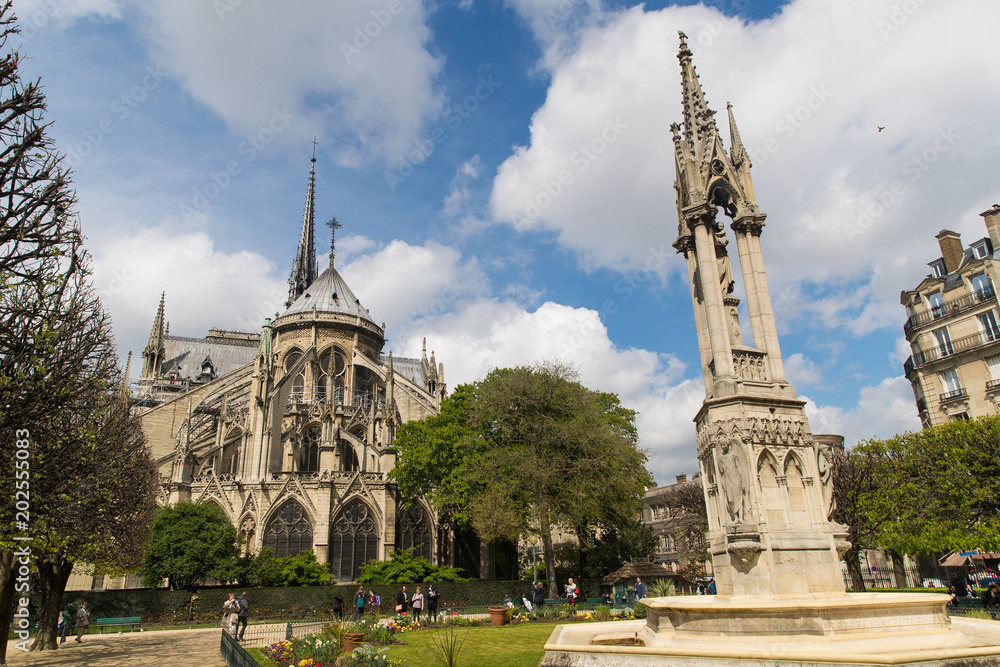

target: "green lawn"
[384,622,559,667]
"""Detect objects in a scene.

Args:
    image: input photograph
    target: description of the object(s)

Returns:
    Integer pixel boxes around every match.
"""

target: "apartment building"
[901,205,1000,427]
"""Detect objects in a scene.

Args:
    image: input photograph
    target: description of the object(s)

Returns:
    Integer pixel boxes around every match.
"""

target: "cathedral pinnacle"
[287,143,319,307]
[677,30,718,148]
[142,292,166,377]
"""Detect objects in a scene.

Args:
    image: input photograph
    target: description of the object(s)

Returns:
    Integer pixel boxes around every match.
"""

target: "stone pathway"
[3,627,227,667]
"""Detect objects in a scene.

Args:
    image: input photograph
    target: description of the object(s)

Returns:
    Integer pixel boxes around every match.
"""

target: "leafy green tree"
[393,361,652,596]
[228,547,283,588]
[357,547,469,585]
[142,503,238,591]
[275,550,332,587]
[829,446,891,592]
[854,416,1000,555]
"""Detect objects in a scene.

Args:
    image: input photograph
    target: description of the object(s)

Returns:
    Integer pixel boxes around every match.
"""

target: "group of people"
[58,601,90,643]
[346,584,441,622]
[221,592,250,639]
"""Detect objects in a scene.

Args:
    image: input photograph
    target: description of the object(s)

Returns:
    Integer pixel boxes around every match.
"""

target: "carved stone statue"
[718,436,750,524]
[715,228,735,296]
[817,444,835,518]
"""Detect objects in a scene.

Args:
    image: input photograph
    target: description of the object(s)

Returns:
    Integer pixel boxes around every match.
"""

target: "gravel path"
[4,627,227,667]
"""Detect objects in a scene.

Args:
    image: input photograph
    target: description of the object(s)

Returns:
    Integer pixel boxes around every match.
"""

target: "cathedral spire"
[287,142,319,307]
[142,292,166,378]
[677,30,718,148]
[727,102,747,168]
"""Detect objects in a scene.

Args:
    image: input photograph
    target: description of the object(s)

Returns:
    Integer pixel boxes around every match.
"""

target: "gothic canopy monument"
[542,32,1000,667]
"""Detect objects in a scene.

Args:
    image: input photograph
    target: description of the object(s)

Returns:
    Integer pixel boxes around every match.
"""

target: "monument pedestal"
[542,594,1000,666]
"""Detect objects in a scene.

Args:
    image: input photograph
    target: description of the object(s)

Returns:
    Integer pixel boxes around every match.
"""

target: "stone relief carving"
[733,351,768,381]
[817,444,835,519]
[718,436,751,524]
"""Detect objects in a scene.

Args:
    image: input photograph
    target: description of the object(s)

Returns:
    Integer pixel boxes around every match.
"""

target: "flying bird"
[877,126,885,132]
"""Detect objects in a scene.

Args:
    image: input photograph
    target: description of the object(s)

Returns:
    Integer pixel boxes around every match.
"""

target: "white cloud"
[785,352,822,387]
[91,226,287,369]
[803,375,921,446]
[490,0,1000,336]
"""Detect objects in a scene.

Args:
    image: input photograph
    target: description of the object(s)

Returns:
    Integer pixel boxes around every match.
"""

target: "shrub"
[593,604,611,622]
[633,602,647,619]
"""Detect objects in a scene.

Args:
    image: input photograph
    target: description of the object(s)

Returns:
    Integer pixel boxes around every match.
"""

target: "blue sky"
[11,0,1000,483]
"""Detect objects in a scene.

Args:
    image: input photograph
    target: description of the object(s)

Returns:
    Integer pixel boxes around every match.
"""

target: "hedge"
[53,579,603,625]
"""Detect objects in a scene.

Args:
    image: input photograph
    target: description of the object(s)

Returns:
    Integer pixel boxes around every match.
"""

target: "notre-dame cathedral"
[133,153,465,582]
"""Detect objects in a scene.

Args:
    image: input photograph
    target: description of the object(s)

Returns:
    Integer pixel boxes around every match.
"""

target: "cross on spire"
[327,216,342,268]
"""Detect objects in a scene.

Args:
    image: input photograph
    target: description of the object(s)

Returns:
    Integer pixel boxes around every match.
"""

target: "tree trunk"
[846,550,866,592]
[31,552,73,651]
[0,551,21,665]
[889,551,908,589]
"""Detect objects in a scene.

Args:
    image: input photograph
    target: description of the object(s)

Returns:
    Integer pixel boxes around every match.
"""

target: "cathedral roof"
[161,336,257,380]
[281,265,378,326]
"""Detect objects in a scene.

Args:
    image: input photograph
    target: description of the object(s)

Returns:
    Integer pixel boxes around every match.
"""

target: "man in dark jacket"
[533,581,545,608]
[236,592,249,640]
[426,584,440,622]
[331,593,344,620]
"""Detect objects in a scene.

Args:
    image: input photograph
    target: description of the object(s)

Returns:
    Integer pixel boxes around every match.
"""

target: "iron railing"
[908,330,1000,368]
[220,629,259,667]
[940,388,968,402]
[904,287,995,337]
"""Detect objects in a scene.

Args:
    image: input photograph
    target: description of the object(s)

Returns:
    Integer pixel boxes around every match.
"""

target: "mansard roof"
[281,265,378,326]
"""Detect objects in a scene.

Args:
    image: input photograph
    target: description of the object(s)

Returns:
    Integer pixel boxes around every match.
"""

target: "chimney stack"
[675,473,687,484]
[936,230,964,274]
[982,205,1000,253]
[648,482,657,491]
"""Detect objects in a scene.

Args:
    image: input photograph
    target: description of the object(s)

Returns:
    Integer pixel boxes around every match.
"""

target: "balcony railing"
[904,287,995,337]
[988,379,1000,391]
[939,388,968,402]
[907,330,1000,369]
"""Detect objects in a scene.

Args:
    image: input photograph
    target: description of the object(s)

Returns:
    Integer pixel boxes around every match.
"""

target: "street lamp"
[529,535,539,583]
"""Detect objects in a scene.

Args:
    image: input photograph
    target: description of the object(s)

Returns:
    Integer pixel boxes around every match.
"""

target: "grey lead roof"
[281,266,377,326]
[162,338,257,380]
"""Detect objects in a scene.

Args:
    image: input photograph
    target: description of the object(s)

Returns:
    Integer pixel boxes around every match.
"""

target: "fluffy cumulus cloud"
[19,0,446,162]
[138,0,445,163]
[490,0,1000,334]
[803,376,921,446]
[91,225,287,368]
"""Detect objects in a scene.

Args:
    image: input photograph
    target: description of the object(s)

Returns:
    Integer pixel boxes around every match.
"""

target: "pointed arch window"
[340,439,359,472]
[396,504,432,562]
[222,430,241,476]
[317,350,331,403]
[285,350,305,403]
[332,350,347,404]
[329,500,379,581]
[263,500,313,558]
[300,426,321,472]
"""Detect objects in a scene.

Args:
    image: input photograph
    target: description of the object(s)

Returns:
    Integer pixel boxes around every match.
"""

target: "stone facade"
[642,474,710,575]
[134,156,456,582]
[901,205,1000,427]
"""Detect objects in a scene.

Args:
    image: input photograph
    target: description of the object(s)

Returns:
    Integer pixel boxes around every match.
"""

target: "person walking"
[411,587,424,623]
[426,584,440,623]
[533,581,545,609]
[74,602,90,642]
[635,577,647,600]
[354,586,366,619]
[396,585,408,615]
[331,593,344,621]
[565,578,579,605]
[236,592,249,640]
[60,600,76,644]
[222,593,239,635]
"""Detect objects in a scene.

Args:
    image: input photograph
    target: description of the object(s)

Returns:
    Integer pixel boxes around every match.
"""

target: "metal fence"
[220,630,258,667]
[840,564,925,589]
[233,620,327,649]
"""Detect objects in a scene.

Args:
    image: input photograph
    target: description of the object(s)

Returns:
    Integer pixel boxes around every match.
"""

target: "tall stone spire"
[677,30,718,150]
[287,142,319,307]
[142,292,166,378]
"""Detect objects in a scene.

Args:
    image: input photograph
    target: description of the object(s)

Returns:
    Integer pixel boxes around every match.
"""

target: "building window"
[951,411,970,421]
[930,259,947,278]
[932,327,953,357]
[928,292,945,319]
[972,241,991,260]
[396,504,432,562]
[329,500,379,582]
[263,500,314,558]
[987,355,1000,383]
[979,311,1000,342]
[972,273,992,297]
[940,368,962,396]
[299,426,320,472]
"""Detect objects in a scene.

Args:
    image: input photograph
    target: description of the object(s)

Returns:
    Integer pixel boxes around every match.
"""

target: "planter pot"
[489,606,508,626]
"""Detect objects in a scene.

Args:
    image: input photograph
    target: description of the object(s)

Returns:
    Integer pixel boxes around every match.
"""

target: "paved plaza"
[4,627,226,667]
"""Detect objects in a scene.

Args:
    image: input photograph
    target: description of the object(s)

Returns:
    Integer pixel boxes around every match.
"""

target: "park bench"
[96,616,142,633]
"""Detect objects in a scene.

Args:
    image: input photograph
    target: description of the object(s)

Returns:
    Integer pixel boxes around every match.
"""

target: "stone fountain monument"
[541,33,1000,667]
